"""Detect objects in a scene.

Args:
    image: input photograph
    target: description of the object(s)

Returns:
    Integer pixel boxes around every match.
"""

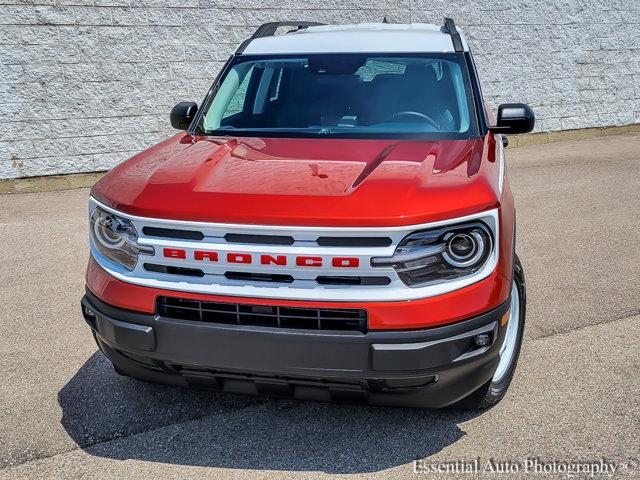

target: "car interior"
[203,57,472,133]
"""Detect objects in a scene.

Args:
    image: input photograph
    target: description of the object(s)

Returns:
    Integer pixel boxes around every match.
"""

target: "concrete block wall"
[1,0,639,179]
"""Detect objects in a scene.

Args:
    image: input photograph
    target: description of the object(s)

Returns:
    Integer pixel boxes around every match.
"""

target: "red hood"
[92,133,501,227]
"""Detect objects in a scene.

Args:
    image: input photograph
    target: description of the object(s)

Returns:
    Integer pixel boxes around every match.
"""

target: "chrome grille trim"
[89,197,499,301]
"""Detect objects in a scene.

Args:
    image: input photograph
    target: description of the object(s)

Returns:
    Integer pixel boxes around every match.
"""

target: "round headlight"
[370,221,494,287]
[93,215,128,249]
[448,233,477,259]
[89,207,152,270]
[443,230,488,267]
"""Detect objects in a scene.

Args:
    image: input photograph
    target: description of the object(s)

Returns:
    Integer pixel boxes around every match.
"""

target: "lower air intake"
[157,296,368,333]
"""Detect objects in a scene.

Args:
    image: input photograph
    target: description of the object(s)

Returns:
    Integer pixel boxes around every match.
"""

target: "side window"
[222,65,254,120]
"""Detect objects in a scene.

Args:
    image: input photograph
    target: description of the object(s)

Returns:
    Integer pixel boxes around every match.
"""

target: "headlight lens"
[371,222,493,287]
[89,207,153,270]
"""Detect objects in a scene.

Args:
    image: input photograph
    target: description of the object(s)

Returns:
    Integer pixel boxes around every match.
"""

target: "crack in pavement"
[530,308,640,341]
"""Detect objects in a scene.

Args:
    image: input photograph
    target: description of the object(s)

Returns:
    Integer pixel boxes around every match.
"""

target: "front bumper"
[82,289,510,408]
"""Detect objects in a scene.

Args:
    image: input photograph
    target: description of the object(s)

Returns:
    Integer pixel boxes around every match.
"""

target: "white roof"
[241,23,469,55]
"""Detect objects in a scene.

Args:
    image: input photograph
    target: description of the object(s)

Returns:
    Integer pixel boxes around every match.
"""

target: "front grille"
[157,296,368,333]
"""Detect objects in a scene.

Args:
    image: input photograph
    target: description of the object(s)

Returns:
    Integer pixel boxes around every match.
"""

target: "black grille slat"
[320,319,363,331]
[162,297,200,308]
[239,313,277,327]
[162,306,200,321]
[316,276,391,286]
[279,306,318,317]
[279,316,318,329]
[315,308,364,317]
[232,311,338,321]
[202,311,237,324]
[144,264,205,277]
[157,296,367,333]
[316,236,392,247]
[225,272,294,283]
[201,301,237,312]
[142,227,204,240]
[144,266,390,288]
[225,233,294,245]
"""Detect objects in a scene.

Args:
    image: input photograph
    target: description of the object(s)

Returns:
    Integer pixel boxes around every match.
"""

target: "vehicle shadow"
[58,351,480,474]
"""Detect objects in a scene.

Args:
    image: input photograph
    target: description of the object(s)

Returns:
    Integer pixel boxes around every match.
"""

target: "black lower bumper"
[82,290,509,408]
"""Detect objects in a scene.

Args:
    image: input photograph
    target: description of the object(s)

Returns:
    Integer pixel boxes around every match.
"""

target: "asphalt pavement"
[0,133,638,479]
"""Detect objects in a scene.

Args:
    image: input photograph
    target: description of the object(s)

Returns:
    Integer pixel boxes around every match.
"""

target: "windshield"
[196,53,478,139]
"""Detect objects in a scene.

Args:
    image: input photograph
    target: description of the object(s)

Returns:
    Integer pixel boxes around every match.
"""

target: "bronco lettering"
[163,249,359,268]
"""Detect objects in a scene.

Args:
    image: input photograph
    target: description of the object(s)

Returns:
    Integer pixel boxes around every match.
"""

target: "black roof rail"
[236,21,325,54]
[443,17,464,53]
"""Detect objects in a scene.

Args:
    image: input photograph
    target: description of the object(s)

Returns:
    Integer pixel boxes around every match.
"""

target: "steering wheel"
[385,111,439,129]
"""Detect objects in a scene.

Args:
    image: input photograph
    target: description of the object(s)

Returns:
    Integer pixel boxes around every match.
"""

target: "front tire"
[450,255,526,410]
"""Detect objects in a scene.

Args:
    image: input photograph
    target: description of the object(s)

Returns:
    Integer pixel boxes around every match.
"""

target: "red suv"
[82,19,534,409]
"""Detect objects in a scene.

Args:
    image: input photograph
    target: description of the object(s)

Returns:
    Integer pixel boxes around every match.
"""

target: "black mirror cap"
[170,101,198,130]
[490,103,535,135]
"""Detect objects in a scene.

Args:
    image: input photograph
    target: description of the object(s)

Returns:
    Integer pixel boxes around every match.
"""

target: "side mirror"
[170,102,198,130]
[490,103,535,135]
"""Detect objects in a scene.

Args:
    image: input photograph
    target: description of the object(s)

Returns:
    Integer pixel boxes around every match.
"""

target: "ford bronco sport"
[82,19,535,409]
